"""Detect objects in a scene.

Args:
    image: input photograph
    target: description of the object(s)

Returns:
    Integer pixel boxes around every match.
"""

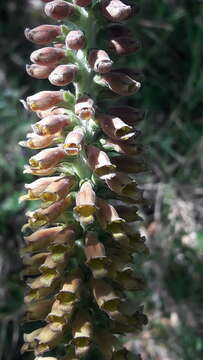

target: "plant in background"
[20,0,148,359]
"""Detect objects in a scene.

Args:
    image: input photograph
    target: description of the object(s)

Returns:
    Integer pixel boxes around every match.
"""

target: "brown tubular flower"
[74,181,96,224]
[87,145,116,179]
[84,232,109,278]
[74,96,95,120]
[20,0,148,358]
[25,91,64,111]
[63,127,85,156]
[96,112,135,141]
[29,147,66,169]
[33,114,70,136]
[25,25,61,45]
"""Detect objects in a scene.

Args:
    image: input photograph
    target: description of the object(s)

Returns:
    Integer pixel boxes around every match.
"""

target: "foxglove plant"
[20,1,148,359]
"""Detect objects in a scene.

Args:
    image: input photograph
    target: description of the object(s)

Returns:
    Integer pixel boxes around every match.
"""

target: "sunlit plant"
[20,1,148,359]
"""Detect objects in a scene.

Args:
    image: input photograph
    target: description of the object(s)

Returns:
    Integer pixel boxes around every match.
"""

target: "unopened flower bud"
[25,25,61,45]
[63,127,85,156]
[44,0,74,20]
[96,113,134,141]
[30,47,65,66]
[74,95,95,120]
[26,64,55,79]
[101,0,139,22]
[29,147,65,170]
[49,64,78,86]
[25,90,64,111]
[101,72,141,96]
[109,37,141,56]
[108,105,145,126]
[74,181,96,224]
[87,145,116,180]
[88,49,113,73]
[65,30,86,50]
[33,114,70,136]
[41,176,75,202]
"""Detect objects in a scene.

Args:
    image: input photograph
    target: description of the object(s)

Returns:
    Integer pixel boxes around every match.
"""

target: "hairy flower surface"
[20,1,148,359]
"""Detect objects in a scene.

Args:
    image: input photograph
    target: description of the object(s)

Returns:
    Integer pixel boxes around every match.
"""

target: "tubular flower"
[20,1,148,359]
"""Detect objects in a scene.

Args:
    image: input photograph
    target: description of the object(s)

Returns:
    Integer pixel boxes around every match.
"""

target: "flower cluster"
[20,1,148,359]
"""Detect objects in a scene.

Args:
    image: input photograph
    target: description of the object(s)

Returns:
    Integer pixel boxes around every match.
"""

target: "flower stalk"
[20,0,148,359]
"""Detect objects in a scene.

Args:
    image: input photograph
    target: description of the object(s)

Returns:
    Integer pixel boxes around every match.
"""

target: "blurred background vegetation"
[0,0,203,359]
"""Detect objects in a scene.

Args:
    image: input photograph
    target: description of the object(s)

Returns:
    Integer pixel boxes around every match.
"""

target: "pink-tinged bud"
[96,198,125,232]
[36,107,68,119]
[106,172,141,200]
[103,138,143,155]
[26,91,64,111]
[63,127,84,156]
[74,181,96,224]
[111,155,147,174]
[41,176,75,202]
[74,0,92,6]
[41,0,53,2]
[49,64,78,86]
[30,47,65,66]
[88,49,113,74]
[33,114,70,136]
[23,165,56,177]
[85,232,109,279]
[26,64,55,79]
[44,0,74,20]
[96,113,135,141]
[27,197,71,228]
[108,105,145,126]
[25,25,61,45]
[101,72,141,96]
[74,95,95,120]
[29,147,66,169]
[87,145,116,180]
[21,177,62,201]
[19,133,55,149]
[107,23,131,38]
[65,30,86,50]
[109,37,141,56]
[101,0,138,22]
